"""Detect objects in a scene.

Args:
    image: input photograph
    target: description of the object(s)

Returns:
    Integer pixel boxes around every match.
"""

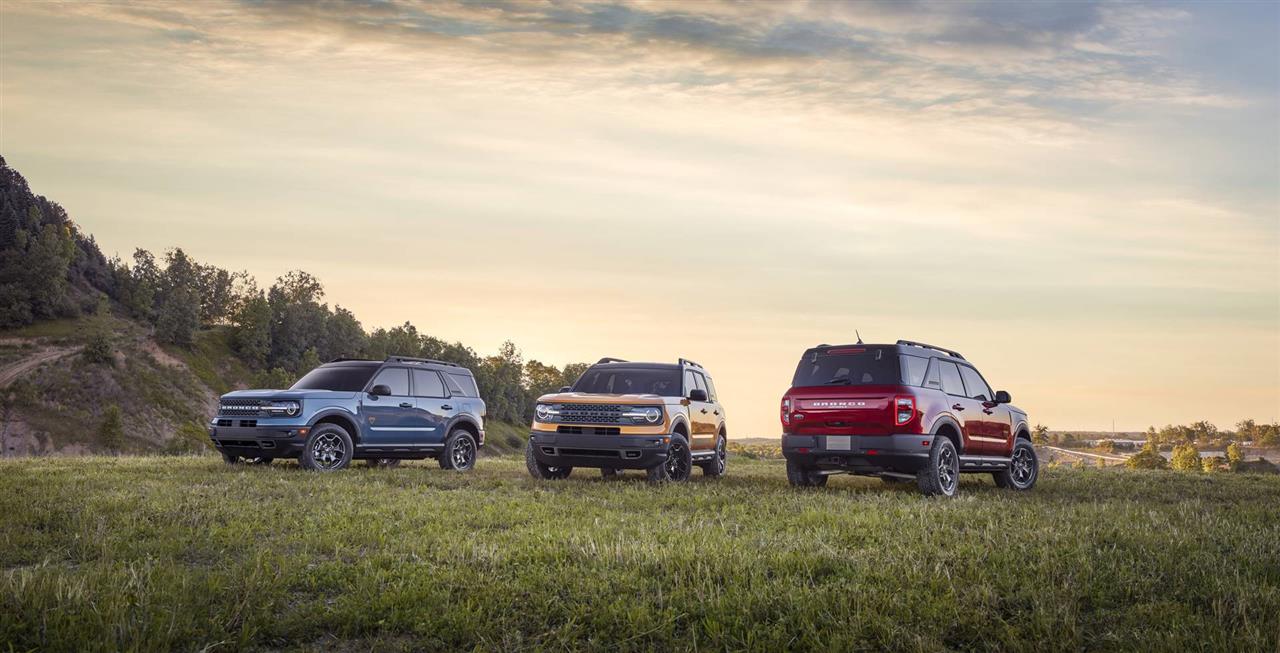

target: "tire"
[366,458,401,469]
[299,423,354,472]
[917,437,960,497]
[601,467,621,479]
[648,433,692,484]
[244,457,273,466]
[525,439,572,480]
[994,439,1039,491]
[698,435,728,478]
[439,429,477,472]
[785,458,828,487]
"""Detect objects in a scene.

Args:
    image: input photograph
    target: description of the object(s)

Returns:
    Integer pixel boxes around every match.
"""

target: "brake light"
[827,348,865,355]
[894,396,915,426]
[781,397,792,425]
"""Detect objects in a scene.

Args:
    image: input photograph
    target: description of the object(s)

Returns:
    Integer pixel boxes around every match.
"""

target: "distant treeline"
[1033,421,1280,449]
[0,156,585,423]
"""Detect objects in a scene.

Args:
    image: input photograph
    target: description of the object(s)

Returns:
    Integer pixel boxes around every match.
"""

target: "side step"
[959,455,1011,472]
[690,451,717,461]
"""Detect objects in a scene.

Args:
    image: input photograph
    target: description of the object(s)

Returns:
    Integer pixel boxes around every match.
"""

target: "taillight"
[894,396,915,426]
[781,397,791,425]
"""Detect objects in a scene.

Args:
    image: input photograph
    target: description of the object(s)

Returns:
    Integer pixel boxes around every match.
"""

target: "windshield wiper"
[823,375,853,385]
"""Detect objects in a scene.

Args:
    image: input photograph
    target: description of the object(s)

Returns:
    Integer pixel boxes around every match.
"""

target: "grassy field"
[2,456,1278,652]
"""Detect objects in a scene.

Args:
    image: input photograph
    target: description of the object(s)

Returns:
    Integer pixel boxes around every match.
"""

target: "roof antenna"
[855,330,863,345]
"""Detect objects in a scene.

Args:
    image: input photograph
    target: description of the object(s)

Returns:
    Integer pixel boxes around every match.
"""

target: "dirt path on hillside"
[0,346,83,388]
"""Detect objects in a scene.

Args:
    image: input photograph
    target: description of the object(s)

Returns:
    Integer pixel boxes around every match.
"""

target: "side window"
[959,366,992,402]
[683,370,697,397]
[703,375,718,402]
[412,370,446,398]
[692,372,708,398]
[937,361,966,397]
[447,373,479,397]
[371,368,410,396]
[901,355,928,387]
[923,359,942,391]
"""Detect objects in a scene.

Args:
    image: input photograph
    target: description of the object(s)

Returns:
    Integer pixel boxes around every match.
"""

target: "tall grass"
[2,457,1277,652]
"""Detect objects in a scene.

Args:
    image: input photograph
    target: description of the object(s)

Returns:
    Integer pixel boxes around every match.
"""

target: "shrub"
[83,330,113,364]
[1171,444,1201,472]
[1201,456,1226,473]
[1126,443,1168,470]
[166,422,212,455]
[1226,442,1245,470]
[97,405,124,452]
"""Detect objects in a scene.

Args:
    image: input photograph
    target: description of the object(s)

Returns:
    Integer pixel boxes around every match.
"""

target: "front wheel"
[648,433,692,483]
[698,435,728,478]
[786,458,828,487]
[525,439,572,480]
[917,437,959,497]
[439,429,477,472]
[994,440,1039,490]
[299,424,354,472]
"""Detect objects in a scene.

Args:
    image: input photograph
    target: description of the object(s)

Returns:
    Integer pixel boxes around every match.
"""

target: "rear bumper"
[529,431,670,470]
[783,433,934,474]
[209,424,309,458]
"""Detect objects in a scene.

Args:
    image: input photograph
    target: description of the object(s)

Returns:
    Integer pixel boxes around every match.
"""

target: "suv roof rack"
[596,357,628,364]
[386,355,462,368]
[329,357,376,363]
[896,340,965,360]
[678,358,703,369]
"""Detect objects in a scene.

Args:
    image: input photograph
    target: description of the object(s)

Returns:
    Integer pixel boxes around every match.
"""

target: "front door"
[958,365,1010,455]
[684,369,717,451]
[411,369,453,447]
[361,367,418,445]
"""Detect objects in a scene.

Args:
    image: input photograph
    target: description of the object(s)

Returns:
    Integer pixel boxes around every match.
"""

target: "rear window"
[792,348,903,387]
[573,367,682,396]
[291,364,378,392]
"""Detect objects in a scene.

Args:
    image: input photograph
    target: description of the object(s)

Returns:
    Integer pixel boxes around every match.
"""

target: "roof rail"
[678,358,703,369]
[328,357,375,363]
[896,340,965,360]
[386,355,461,368]
[596,357,628,364]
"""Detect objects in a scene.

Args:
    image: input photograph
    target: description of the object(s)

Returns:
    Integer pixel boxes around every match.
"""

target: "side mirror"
[369,384,392,397]
[995,390,1012,404]
[559,386,571,393]
[689,388,709,402]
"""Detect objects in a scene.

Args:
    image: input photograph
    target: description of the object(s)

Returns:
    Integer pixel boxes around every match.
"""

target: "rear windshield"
[291,365,378,392]
[791,348,919,387]
[572,367,682,396]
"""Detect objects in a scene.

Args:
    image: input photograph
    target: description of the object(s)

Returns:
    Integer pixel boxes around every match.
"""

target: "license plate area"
[826,435,851,451]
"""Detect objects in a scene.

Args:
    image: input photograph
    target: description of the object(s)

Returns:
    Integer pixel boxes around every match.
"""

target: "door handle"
[700,408,708,414]
[399,402,413,409]
[441,404,453,411]
[983,409,994,415]
[952,404,965,411]
[714,410,720,416]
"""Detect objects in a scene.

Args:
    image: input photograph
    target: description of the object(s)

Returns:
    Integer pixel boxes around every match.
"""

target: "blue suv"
[208,356,486,471]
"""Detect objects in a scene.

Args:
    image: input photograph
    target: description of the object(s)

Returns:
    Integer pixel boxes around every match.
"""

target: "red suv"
[780,340,1037,496]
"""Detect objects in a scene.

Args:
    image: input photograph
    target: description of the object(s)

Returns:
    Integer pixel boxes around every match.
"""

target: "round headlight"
[535,404,551,421]
[644,407,662,423]
[285,402,300,417]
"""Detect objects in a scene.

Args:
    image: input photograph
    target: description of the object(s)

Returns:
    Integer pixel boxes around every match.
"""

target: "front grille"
[557,426,621,435]
[559,404,625,425]
[219,399,263,416]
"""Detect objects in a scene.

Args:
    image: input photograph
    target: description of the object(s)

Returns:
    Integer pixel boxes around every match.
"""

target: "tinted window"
[573,367,682,396]
[703,375,719,402]
[683,370,697,396]
[370,368,411,396]
[412,370,446,398]
[792,347,901,387]
[959,366,992,401]
[937,361,966,397]
[901,355,929,387]
[923,359,942,391]
[291,364,378,392]
[446,373,477,397]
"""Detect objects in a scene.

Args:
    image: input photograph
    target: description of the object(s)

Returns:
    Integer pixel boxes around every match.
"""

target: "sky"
[2,0,1277,436]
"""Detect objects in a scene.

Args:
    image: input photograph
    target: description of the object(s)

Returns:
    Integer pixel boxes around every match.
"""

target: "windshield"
[290,365,378,392]
[571,367,682,396]
[792,348,903,387]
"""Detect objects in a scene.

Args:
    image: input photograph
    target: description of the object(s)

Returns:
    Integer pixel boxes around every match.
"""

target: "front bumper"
[529,430,671,470]
[783,433,934,474]
[208,421,310,458]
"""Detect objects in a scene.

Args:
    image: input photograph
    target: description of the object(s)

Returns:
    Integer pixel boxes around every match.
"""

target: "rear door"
[685,370,717,451]
[935,360,986,454]
[958,364,1009,455]
[361,367,417,445]
[411,369,453,446]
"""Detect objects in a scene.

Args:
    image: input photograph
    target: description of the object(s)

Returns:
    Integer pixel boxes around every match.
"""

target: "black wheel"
[366,458,401,469]
[221,452,241,465]
[917,437,960,497]
[648,433,692,483]
[786,458,828,487]
[994,440,1039,490]
[439,429,477,472]
[299,423,354,472]
[601,467,621,479]
[698,435,728,478]
[525,439,572,480]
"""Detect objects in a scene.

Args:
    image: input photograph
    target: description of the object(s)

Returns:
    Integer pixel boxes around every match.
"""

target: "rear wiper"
[823,376,852,385]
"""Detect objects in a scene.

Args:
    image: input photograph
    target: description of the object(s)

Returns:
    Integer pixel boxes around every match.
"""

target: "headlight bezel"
[263,400,302,417]
[535,403,561,422]
[621,406,664,424]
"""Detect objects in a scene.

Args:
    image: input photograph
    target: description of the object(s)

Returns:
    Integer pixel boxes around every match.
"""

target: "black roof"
[589,360,681,371]
[808,340,966,361]
[325,356,474,373]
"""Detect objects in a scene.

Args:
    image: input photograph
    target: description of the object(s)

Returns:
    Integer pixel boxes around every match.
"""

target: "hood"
[537,392,668,405]
[220,389,360,401]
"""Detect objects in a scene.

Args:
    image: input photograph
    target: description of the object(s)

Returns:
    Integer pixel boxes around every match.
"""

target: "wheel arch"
[309,409,361,443]
[930,416,964,454]
[669,415,690,437]
[448,415,482,442]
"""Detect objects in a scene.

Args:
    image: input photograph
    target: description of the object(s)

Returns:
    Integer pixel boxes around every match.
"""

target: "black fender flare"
[928,415,965,453]
[444,415,483,443]
[307,408,361,440]
[1012,419,1030,440]
[668,414,691,438]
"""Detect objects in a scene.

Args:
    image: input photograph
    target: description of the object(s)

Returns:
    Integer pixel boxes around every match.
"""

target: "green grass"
[1,458,1277,652]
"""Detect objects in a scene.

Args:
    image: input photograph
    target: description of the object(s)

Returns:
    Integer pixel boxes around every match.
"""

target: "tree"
[322,306,366,361]
[1031,424,1049,445]
[232,293,272,366]
[1226,441,1245,470]
[1170,443,1201,471]
[1201,456,1225,473]
[1126,442,1168,470]
[97,405,124,452]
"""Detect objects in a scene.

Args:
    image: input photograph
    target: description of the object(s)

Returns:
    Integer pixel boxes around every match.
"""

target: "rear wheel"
[366,458,401,469]
[439,429,477,472]
[786,458,828,487]
[698,435,728,478]
[994,439,1039,490]
[917,437,959,497]
[525,439,572,480]
[299,424,354,472]
[648,433,692,483]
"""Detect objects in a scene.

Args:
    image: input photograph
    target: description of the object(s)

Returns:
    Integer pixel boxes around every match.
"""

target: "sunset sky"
[2,0,1277,435]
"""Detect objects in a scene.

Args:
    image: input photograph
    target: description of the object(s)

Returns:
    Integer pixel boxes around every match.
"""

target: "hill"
[2,457,1277,651]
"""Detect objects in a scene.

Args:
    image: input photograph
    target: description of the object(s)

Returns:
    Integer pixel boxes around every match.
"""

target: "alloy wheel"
[937,445,958,494]
[1011,447,1036,488]
[311,433,346,470]
[666,440,690,480]
[451,435,475,469]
